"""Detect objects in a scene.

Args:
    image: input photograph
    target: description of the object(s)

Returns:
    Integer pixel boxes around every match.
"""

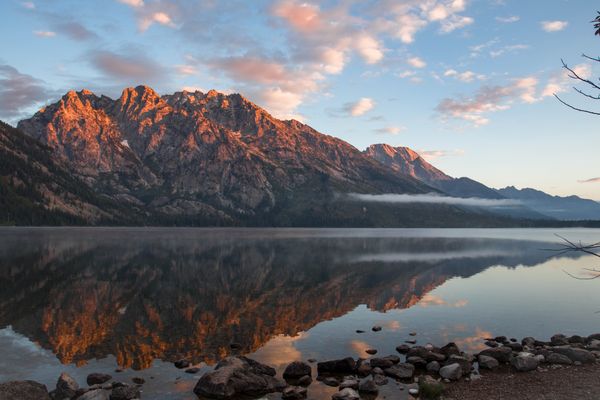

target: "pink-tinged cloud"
[33,30,56,37]
[90,50,166,82]
[344,98,375,117]
[272,1,322,32]
[579,177,600,184]
[541,20,568,32]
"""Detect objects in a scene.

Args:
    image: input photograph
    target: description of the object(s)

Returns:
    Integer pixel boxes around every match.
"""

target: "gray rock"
[406,356,427,368]
[384,363,415,379]
[439,363,462,381]
[511,353,538,372]
[546,352,573,364]
[426,361,440,373]
[356,361,372,376]
[55,372,79,400]
[193,356,282,399]
[283,361,311,379]
[87,374,112,386]
[109,385,140,400]
[478,355,499,370]
[407,347,445,362]
[332,388,360,400]
[297,375,312,386]
[339,379,359,390]
[358,379,378,394]
[587,340,600,351]
[365,349,377,355]
[369,357,394,369]
[322,377,340,387]
[372,326,382,332]
[445,355,471,375]
[439,343,461,358]
[317,358,356,374]
[372,374,388,386]
[478,346,513,363]
[521,337,536,347]
[77,389,110,400]
[0,381,51,400]
[552,347,595,364]
[372,367,384,375]
[505,342,523,352]
[281,386,307,399]
[550,334,569,346]
[174,359,190,369]
[586,333,600,343]
[568,335,585,344]
[396,344,411,354]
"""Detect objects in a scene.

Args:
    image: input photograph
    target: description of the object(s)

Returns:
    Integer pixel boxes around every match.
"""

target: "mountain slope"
[363,144,552,220]
[497,186,600,221]
[0,121,134,225]
[15,86,517,227]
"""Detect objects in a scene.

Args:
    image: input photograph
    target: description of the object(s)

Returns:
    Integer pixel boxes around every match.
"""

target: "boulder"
[568,335,585,344]
[478,355,499,370]
[587,340,600,351]
[297,375,312,387]
[426,361,440,373]
[283,361,312,379]
[445,355,471,375]
[55,372,79,399]
[551,347,595,364]
[439,363,461,381]
[332,388,360,400]
[281,386,307,399]
[484,340,498,348]
[87,374,112,386]
[396,344,411,354]
[439,343,460,358]
[339,379,359,390]
[358,379,378,394]
[0,381,51,400]
[407,347,445,362]
[586,333,600,343]
[546,353,572,365]
[77,389,110,400]
[511,353,539,372]
[478,346,512,363]
[369,357,394,369]
[193,356,283,399]
[505,342,523,352]
[372,326,382,332]
[550,334,569,346]
[372,374,388,386]
[356,361,372,376]
[365,349,377,355]
[521,337,536,347]
[406,356,427,368]
[322,377,340,387]
[109,385,140,400]
[174,359,190,369]
[383,363,415,379]
[317,358,356,374]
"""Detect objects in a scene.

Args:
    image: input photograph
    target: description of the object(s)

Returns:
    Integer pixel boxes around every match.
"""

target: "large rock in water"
[317,357,356,374]
[0,381,51,400]
[193,356,283,399]
[478,346,513,363]
[283,361,311,379]
[54,372,79,399]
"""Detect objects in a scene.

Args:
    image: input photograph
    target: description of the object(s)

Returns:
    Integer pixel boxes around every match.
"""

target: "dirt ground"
[443,363,600,400]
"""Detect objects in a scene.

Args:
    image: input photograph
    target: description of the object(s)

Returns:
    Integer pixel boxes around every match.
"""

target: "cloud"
[89,49,166,82]
[54,22,97,41]
[346,193,521,207]
[116,0,177,31]
[21,1,35,9]
[375,126,403,135]
[117,0,144,7]
[0,65,55,121]
[444,69,485,82]
[419,294,468,308]
[33,30,56,37]
[579,177,600,184]
[175,64,197,76]
[542,20,568,32]
[354,33,385,64]
[418,149,465,161]
[407,57,426,68]
[344,98,375,117]
[496,16,520,23]
[440,15,474,33]
[489,44,529,58]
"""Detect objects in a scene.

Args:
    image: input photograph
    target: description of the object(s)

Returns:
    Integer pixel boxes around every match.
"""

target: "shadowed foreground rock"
[193,356,284,399]
[0,381,51,400]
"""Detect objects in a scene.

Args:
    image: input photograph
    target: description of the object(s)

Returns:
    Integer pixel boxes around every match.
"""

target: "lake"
[1,227,600,399]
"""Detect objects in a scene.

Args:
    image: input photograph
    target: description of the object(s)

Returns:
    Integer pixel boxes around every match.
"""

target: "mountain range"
[1,85,599,226]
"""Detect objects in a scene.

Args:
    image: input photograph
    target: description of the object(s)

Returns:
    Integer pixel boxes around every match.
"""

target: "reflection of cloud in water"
[384,320,402,331]
[349,340,372,357]
[352,249,511,263]
[453,328,493,352]
[252,333,308,366]
[417,294,468,308]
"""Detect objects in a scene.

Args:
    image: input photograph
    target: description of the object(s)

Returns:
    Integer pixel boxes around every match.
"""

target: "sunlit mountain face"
[0,228,578,370]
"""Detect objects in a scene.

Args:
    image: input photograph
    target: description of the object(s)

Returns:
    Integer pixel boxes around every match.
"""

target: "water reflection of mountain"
[0,229,574,370]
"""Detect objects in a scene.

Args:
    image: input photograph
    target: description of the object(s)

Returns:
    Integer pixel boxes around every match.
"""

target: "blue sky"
[1,0,599,199]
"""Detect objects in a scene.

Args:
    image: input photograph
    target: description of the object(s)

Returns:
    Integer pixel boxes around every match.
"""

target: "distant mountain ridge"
[2,85,598,225]
[7,85,515,227]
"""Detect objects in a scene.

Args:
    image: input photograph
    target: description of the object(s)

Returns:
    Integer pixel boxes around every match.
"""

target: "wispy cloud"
[374,126,404,135]
[444,69,485,82]
[54,22,97,41]
[418,149,465,161]
[346,193,520,207]
[344,98,375,117]
[21,1,35,10]
[407,57,427,68]
[579,177,600,184]
[541,20,568,32]
[33,30,56,38]
[496,15,520,23]
[89,49,167,83]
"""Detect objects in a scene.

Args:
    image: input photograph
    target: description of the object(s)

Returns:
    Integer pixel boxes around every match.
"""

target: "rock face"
[0,381,51,400]
[193,356,283,399]
[15,87,451,227]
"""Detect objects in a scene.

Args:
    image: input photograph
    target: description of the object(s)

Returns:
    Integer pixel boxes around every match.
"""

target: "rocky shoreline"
[2,331,600,400]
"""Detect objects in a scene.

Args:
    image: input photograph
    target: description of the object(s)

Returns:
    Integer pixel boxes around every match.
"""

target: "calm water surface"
[1,227,600,399]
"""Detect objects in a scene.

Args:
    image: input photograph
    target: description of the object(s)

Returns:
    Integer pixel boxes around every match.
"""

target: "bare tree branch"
[554,94,600,115]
